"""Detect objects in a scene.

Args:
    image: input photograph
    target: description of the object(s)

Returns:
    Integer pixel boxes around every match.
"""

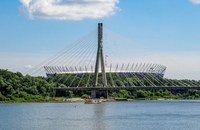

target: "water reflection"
[2,101,200,130]
[92,104,106,130]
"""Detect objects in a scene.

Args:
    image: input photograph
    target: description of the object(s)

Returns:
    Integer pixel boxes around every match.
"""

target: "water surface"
[1,100,200,130]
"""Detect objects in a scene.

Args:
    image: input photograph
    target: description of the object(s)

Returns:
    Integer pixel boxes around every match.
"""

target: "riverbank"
[1,96,200,103]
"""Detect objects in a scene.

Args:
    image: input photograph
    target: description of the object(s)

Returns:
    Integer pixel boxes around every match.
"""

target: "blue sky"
[0,0,200,79]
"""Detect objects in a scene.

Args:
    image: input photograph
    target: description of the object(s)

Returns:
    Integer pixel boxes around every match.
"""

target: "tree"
[136,90,146,98]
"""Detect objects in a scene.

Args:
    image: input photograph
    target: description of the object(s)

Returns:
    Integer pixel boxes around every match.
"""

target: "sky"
[0,0,200,79]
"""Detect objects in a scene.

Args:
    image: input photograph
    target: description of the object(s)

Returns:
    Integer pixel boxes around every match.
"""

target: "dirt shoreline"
[1,97,197,103]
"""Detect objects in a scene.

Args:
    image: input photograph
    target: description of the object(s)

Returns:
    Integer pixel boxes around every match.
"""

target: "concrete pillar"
[91,90,97,98]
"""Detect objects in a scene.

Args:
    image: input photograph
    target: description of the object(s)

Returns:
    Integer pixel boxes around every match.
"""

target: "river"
[1,100,200,130]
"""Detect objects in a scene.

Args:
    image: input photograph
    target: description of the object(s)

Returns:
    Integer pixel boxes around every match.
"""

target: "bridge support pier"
[91,90,96,98]
[91,89,109,99]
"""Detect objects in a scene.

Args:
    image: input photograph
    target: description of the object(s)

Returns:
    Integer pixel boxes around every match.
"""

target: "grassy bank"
[2,89,200,103]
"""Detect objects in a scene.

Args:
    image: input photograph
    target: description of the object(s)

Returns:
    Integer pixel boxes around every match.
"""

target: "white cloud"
[20,0,119,20]
[25,65,34,69]
[190,0,200,4]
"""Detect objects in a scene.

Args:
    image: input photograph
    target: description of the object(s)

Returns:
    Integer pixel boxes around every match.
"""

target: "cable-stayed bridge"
[28,23,200,98]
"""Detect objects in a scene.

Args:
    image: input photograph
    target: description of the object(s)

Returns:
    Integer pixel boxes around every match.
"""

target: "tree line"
[0,69,200,102]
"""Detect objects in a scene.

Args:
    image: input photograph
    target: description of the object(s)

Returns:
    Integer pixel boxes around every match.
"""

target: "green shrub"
[81,94,90,99]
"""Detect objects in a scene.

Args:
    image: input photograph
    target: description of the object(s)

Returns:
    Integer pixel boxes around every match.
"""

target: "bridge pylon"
[91,23,108,98]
